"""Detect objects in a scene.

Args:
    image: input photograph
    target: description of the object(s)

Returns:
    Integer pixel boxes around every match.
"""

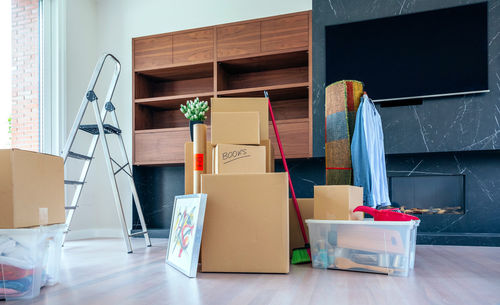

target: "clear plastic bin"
[1,224,65,300]
[306,219,419,277]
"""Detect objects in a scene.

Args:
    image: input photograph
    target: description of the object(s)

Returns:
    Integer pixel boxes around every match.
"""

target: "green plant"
[180,97,209,121]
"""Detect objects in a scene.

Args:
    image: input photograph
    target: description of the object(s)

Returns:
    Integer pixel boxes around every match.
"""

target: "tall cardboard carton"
[211,97,269,141]
[211,112,260,145]
[0,149,65,228]
[214,144,266,174]
[314,185,364,220]
[185,141,213,194]
[201,173,289,273]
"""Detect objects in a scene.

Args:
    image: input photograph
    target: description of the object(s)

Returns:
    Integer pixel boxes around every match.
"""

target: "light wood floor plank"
[6,238,500,305]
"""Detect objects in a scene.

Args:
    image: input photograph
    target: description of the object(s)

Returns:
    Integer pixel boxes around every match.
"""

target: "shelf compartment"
[217,51,308,91]
[135,62,214,99]
[135,103,211,130]
[134,127,211,165]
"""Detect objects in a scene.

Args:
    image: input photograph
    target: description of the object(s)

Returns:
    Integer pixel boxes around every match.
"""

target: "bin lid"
[305,219,420,227]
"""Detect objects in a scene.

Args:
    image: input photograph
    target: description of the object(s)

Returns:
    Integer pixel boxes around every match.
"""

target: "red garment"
[0,264,34,280]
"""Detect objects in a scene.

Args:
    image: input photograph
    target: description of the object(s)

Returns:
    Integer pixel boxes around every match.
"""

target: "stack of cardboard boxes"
[0,149,66,300]
[185,97,289,273]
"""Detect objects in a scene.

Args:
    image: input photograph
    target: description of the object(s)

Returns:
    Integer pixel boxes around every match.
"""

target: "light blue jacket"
[351,94,391,207]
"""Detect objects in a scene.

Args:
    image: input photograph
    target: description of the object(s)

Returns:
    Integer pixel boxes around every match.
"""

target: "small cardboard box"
[201,173,289,273]
[289,198,314,256]
[215,144,266,174]
[184,141,213,195]
[261,139,275,172]
[314,185,364,220]
[211,112,260,145]
[211,97,269,141]
[0,149,65,228]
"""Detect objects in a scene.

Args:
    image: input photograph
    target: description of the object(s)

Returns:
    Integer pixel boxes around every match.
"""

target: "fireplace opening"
[389,175,465,215]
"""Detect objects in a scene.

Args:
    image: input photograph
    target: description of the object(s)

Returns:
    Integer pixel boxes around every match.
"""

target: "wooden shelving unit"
[132,11,312,165]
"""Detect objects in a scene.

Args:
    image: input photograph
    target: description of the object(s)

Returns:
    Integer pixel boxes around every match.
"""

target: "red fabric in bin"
[0,264,34,280]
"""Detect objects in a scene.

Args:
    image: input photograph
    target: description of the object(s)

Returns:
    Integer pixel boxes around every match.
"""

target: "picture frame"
[165,193,207,278]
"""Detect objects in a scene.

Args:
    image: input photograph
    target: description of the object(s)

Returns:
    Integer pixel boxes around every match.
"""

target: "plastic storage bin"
[306,219,419,277]
[0,224,64,300]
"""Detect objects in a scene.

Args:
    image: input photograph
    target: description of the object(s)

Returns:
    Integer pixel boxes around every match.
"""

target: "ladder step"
[65,206,78,210]
[129,231,148,237]
[79,124,121,135]
[67,151,93,160]
[64,180,85,185]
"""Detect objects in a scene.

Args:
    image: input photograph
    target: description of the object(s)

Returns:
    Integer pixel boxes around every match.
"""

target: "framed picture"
[166,193,207,278]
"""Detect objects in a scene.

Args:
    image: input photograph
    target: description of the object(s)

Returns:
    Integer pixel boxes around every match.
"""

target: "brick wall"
[11,0,39,151]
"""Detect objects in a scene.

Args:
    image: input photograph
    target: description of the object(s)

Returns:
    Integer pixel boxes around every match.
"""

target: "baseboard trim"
[418,232,500,246]
[65,228,123,241]
[131,228,169,238]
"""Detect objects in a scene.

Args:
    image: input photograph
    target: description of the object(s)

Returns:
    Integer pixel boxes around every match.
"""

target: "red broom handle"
[266,92,310,248]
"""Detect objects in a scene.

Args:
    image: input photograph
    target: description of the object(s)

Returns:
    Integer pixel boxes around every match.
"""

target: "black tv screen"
[325,3,488,102]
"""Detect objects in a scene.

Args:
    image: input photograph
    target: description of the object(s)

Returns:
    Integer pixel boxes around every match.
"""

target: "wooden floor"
[8,238,500,305]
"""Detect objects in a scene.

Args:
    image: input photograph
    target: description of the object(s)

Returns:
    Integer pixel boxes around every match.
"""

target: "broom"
[264,91,311,264]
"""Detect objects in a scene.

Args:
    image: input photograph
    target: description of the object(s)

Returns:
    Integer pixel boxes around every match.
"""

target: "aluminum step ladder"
[61,53,151,253]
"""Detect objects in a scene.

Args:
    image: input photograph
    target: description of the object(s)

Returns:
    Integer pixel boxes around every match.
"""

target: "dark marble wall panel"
[313,0,500,156]
[387,151,500,239]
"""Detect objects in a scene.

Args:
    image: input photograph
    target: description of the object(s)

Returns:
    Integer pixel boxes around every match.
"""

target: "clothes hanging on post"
[351,93,391,207]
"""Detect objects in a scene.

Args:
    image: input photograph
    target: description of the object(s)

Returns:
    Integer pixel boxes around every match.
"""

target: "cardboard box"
[201,173,289,273]
[211,97,269,141]
[184,141,213,195]
[211,112,260,145]
[289,198,314,256]
[314,185,364,220]
[214,144,266,174]
[261,139,275,172]
[0,149,65,228]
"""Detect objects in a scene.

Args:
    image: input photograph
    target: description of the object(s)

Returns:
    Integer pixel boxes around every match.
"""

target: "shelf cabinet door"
[216,22,261,59]
[269,119,310,159]
[173,29,214,64]
[261,14,309,53]
[134,35,173,71]
[135,129,188,164]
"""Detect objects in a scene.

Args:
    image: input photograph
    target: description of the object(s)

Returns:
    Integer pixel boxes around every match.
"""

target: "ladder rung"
[68,151,93,160]
[65,206,78,210]
[65,180,85,185]
[129,231,148,237]
[79,124,121,135]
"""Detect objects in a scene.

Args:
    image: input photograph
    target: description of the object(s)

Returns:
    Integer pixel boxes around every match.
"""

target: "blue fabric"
[326,112,349,142]
[351,94,391,207]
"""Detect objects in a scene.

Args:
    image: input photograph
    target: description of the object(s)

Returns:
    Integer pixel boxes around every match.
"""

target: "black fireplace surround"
[133,0,500,246]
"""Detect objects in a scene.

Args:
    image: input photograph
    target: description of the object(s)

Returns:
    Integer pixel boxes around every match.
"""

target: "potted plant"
[180,97,209,141]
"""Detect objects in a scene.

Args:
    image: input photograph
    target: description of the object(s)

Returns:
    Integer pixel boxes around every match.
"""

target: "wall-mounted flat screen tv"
[325,2,489,102]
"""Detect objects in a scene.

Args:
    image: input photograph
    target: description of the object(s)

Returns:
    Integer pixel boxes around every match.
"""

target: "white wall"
[64,0,312,240]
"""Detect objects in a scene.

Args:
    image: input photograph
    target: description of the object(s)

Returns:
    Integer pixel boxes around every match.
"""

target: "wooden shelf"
[217,82,308,100]
[135,61,214,79]
[135,92,214,109]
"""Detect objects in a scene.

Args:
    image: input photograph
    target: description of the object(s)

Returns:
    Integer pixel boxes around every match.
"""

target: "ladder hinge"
[86,90,97,102]
[105,102,115,112]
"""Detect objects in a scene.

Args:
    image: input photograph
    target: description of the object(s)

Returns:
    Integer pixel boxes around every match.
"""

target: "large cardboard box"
[0,149,65,228]
[314,185,364,220]
[261,139,275,172]
[211,97,269,141]
[211,112,260,145]
[214,144,266,174]
[201,173,289,273]
[184,141,213,195]
[289,198,314,256]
